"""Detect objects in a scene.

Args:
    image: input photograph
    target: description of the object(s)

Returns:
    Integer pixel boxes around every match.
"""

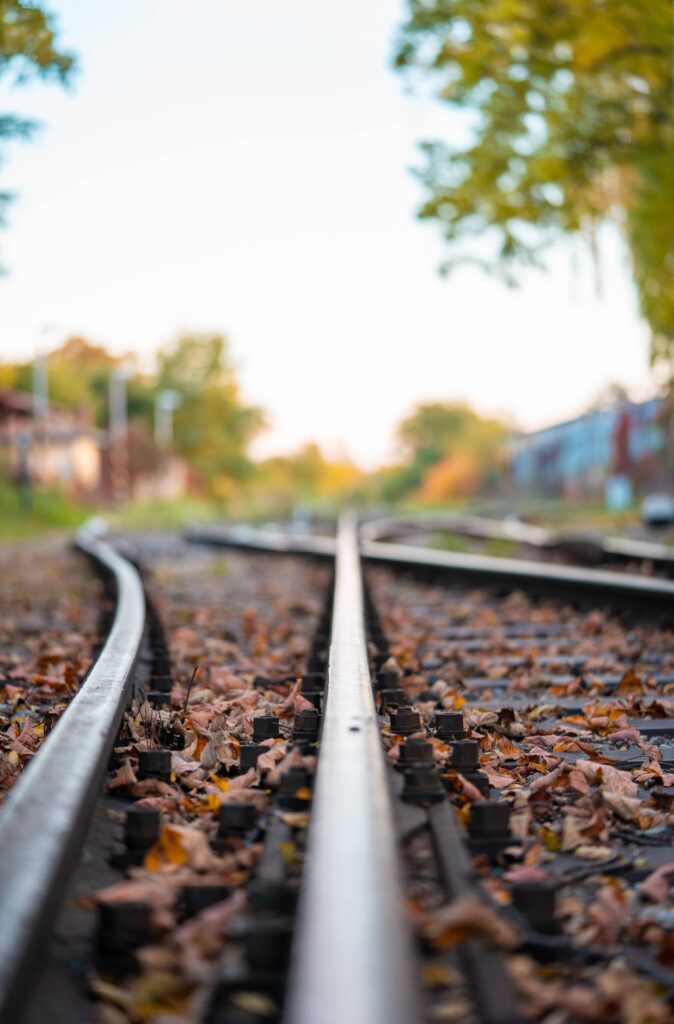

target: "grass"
[0,479,94,541]
[109,496,225,532]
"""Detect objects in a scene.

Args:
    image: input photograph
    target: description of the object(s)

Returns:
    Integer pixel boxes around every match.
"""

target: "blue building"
[510,397,664,497]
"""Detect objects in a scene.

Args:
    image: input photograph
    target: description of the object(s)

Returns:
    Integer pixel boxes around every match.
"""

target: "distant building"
[509,396,664,499]
[0,388,103,494]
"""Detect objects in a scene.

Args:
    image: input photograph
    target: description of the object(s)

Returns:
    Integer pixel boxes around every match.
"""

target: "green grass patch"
[109,496,225,532]
[0,479,93,540]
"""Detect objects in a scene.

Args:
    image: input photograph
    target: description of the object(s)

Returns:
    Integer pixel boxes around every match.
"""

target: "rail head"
[360,511,555,548]
[185,522,336,559]
[188,520,674,607]
[361,537,674,608]
[0,519,146,1022]
[284,513,419,1024]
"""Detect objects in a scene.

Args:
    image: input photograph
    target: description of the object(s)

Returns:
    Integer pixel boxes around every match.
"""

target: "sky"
[0,0,657,467]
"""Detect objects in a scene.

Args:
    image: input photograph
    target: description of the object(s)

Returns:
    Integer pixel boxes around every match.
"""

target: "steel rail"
[360,511,554,548]
[361,537,674,606]
[362,511,674,574]
[283,514,419,1024]
[0,520,146,1022]
[185,522,336,559]
[186,521,674,606]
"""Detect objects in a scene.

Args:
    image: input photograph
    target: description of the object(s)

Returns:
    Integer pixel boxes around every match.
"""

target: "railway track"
[1,518,674,1023]
[361,511,674,577]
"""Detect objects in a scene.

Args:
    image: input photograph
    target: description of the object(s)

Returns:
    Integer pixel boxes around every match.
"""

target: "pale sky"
[0,0,657,467]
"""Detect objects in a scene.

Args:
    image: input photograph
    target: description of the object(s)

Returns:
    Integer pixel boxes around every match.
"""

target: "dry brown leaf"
[420,896,520,950]
[108,758,137,791]
[640,863,674,903]
[145,824,216,872]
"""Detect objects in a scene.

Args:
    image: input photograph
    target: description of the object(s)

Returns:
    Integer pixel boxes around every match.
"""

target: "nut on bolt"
[397,737,434,770]
[124,806,160,852]
[278,765,312,809]
[96,900,154,960]
[137,749,172,782]
[467,799,512,857]
[181,884,231,919]
[401,766,445,803]
[434,711,466,741]
[511,881,559,934]
[293,707,321,741]
[447,739,479,772]
[217,802,258,835]
[378,688,408,711]
[389,707,422,736]
[239,742,266,771]
[252,716,280,742]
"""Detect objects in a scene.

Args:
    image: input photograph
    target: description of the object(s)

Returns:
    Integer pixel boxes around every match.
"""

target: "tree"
[380,401,506,501]
[394,0,674,364]
[1,2,75,254]
[157,334,264,497]
[252,443,363,515]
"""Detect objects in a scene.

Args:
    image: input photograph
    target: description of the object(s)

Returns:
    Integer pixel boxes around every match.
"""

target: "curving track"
[2,517,674,1023]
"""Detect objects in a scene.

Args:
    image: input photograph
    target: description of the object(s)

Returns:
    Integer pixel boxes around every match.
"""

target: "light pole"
[154,389,182,448]
[108,367,130,504]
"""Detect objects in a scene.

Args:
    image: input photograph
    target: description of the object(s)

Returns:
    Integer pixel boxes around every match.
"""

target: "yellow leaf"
[182,793,221,814]
[539,825,561,852]
[278,841,297,868]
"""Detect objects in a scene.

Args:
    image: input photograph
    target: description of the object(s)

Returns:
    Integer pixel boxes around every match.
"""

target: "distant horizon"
[1,333,662,473]
[0,0,657,469]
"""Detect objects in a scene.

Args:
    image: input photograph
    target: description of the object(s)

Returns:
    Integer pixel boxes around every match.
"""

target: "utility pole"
[108,368,129,504]
[31,355,49,487]
[154,389,182,448]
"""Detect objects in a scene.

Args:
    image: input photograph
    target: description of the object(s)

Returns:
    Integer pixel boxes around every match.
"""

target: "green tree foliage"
[0,1,75,238]
[380,401,506,501]
[1,334,262,498]
[394,0,674,363]
[252,443,363,515]
[157,334,264,495]
[2,336,154,426]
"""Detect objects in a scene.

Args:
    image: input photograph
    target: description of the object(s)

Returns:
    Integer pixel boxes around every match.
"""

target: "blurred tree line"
[0,335,506,509]
[395,0,674,370]
[375,402,506,504]
[0,335,265,499]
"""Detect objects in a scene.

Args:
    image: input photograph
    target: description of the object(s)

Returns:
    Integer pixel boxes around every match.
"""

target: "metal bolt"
[301,673,326,693]
[147,691,172,709]
[124,807,160,851]
[97,901,153,955]
[137,749,172,782]
[398,738,434,768]
[468,800,511,839]
[379,688,408,711]
[448,739,479,771]
[150,675,173,693]
[244,916,293,971]
[239,742,265,771]
[252,716,280,742]
[249,880,299,915]
[390,707,422,736]
[375,670,400,691]
[218,802,258,835]
[293,708,321,741]
[435,712,466,740]
[182,884,231,918]
[511,882,557,933]
[401,766,445,804]
[278,766,312,808]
